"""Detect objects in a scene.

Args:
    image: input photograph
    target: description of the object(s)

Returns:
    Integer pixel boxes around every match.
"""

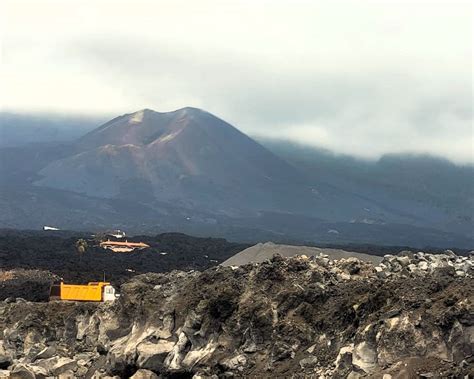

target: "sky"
[1,0,472,163]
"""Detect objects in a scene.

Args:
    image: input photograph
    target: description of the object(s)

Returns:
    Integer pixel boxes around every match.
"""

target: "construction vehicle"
[49,282,117,302]
[100,239,150,253]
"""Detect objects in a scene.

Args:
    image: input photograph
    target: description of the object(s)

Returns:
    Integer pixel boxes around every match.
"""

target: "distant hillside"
[259,138,474,237]
[0,112,103,147]
[0,108,473,248]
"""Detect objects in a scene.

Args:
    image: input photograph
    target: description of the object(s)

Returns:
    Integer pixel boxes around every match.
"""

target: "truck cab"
[102,284,117,301]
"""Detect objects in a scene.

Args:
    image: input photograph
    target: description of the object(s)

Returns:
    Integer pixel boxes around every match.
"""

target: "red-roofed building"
[100,239,150,253]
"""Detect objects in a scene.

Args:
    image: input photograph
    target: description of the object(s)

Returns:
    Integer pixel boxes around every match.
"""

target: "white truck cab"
[103,285,118,301]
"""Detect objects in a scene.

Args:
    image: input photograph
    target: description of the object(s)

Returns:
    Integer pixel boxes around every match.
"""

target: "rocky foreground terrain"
[0,251,472,378]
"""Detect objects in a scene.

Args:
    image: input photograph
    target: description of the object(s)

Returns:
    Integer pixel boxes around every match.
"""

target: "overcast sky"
[1,0,472,163]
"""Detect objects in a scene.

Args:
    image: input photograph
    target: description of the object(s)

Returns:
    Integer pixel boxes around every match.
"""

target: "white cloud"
[1,0,472,163]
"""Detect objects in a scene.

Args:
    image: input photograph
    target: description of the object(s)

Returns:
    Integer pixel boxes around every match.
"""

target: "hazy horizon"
[1,0,472,163]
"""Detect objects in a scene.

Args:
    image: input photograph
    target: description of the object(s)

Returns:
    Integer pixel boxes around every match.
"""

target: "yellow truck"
[50,282,117,302]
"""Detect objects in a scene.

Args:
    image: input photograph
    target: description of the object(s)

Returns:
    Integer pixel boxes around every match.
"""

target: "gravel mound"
[221,241,383,266]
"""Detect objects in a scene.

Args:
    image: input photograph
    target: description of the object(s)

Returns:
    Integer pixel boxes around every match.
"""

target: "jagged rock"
[74,352,97,365]
[337,257,362,275]
[221,354,247,371]
[51,358,78,376]
[0,252,472,378]
[0,355,11,370]
[271,341,295,362]
[313,254,330,267]
[419,373,435,378]
[136,340,175,370]
[34,346,56,360]
[130,369,160,379]
[407,263,417,272]
[164,331,189,370]
[181,340,218,368]
[32,356,78,376]
[390,261,402,272]
[34,356,60,373]
[58,370,76,379]
[10,368,35,379]
[352,342,377,373]
[241,339,257,353]
[299,356,318,369]
[444,250,456,257]
[396,256,410,267]
[334,344,355,377]
[76,365,89,377]
[23,331,43,355]
[91,374,120,379]
[11,364,46,378]
[339,272,351,280]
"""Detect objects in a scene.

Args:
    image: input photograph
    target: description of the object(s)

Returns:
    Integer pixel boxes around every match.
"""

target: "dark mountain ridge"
[35,108,307,214]
[260,139,474,236]
[0,108,472,248]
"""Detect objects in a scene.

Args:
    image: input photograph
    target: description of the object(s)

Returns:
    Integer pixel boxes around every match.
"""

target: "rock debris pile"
[376,250,473,278]
[0,251,472,378]
[0,269,59,303]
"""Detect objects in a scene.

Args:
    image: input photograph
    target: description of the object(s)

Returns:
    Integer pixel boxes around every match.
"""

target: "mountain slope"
[259,138,474,236]
[35,108,307,215]
[1,108,472,247]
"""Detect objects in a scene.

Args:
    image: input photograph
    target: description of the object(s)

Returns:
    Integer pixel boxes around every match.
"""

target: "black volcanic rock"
[0,232,249,289]
[0,269,58,302]
[0,254,472,377]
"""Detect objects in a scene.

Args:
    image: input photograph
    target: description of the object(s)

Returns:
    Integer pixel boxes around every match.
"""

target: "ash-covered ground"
[0,251,472,378]
[1,229,468,302]
[0,231,249,297]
